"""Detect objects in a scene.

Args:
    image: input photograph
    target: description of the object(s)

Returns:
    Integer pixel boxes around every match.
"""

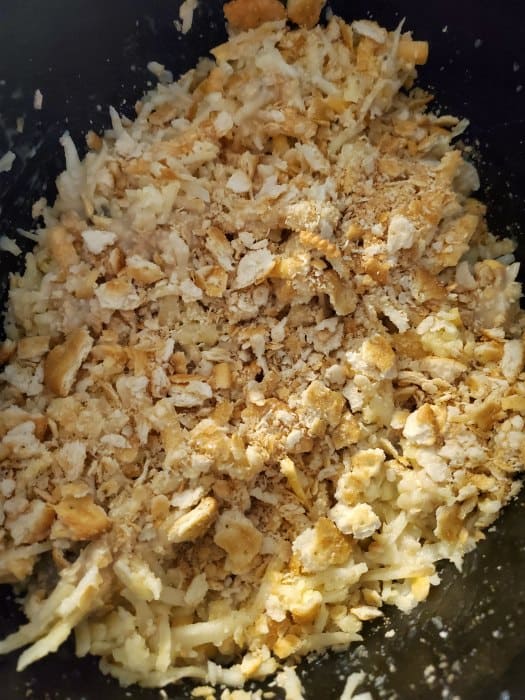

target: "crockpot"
[0,1,524,698]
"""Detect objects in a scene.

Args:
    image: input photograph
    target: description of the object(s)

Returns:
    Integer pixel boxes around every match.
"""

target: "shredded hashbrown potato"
[0,7,524,692]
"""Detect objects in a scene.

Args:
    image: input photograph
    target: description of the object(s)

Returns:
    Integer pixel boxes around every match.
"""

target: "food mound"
[0,7,524,692]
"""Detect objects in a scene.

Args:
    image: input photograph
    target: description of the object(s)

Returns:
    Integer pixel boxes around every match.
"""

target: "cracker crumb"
[287,0,326,29]
[224,0,286,31]
[33,89,43,110]
[0,151,16,173]
[178,0,198,34]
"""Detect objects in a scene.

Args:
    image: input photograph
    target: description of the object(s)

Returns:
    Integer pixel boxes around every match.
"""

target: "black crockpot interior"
[0,2,525,698]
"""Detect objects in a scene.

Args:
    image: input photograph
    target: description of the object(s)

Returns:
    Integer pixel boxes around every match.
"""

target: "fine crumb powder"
[0,3,524,693]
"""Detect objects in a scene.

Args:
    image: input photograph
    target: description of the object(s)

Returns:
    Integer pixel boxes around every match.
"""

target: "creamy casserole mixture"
[0,1,524,692]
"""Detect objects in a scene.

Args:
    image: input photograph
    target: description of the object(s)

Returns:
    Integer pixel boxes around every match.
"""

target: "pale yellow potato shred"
[0,9,524,693]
